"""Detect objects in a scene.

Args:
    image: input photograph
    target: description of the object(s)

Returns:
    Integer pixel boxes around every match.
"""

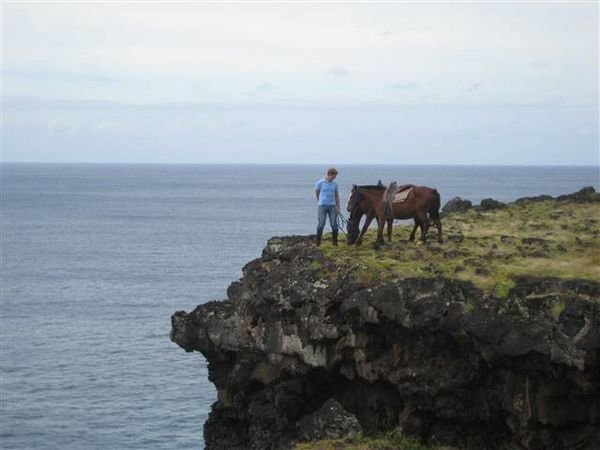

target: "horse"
[346,183,443,245]
[345,183,388,245]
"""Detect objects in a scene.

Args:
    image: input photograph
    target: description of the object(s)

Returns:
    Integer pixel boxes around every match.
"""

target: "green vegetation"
[319,200,600,295]
[551,300,566,321]
[310,260,324,271]
[294,430,442,450]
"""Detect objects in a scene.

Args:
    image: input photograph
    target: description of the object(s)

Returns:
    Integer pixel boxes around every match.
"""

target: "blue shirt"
[316,178,338,206]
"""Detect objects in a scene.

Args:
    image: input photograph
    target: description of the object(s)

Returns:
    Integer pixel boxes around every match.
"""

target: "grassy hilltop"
[298,191,599,449]
[317,196,599,299]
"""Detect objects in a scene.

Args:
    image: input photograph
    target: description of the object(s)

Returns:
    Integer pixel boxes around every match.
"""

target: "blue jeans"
[317,205,338,234]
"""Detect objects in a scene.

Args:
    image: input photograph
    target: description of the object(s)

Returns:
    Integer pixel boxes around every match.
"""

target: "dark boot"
[332,230,338,246]
[316,230,323,246]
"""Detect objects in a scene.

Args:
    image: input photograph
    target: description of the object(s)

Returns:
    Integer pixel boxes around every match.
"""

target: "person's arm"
[315,189,320,201]
[335,190,340,212]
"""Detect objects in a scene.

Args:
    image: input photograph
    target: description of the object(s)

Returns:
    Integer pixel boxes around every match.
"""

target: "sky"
[1,1,598,165]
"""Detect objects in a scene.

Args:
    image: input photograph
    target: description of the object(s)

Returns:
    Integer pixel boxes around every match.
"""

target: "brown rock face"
[171,236,600,450]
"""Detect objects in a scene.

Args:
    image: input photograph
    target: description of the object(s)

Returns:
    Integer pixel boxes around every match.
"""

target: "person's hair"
[327,168,338,176]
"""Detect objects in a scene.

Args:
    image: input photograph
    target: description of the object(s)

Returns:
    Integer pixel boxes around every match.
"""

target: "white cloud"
[256,83,277,93]
[93,121,118,132]
[4,2,596,105]
[47,117,75,135]
[2,2,597,164]
[327,66,350,77]
[391,82,419,90]
[465,83,483,93]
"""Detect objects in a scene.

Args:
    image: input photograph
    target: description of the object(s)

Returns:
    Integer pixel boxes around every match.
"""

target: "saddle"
[384,182,414,218]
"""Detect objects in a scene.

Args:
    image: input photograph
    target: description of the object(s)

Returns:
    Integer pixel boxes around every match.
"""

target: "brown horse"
[346,184,388,245]
[347,183,443,245]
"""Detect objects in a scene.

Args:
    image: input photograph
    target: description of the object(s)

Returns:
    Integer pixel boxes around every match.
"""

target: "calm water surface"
[1,163,598,449]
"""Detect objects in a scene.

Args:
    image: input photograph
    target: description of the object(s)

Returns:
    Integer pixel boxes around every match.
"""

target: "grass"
[318,200,600,296]
[294,430,442,450]
[551,300,566,321]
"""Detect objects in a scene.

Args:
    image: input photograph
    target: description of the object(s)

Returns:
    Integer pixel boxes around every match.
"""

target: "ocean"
[1,163,598,449]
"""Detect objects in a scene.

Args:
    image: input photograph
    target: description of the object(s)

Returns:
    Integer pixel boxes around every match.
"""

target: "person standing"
[315,167,340,246]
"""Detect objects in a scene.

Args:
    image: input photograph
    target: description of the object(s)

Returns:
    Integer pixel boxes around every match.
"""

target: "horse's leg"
[409,220,418,241]
[434,218,443,243]
[357,212,375,245]
[417,213,430,241]
[376,213,385,244]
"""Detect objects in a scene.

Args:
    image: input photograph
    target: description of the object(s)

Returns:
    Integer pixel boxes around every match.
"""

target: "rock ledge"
[172,230,599,449]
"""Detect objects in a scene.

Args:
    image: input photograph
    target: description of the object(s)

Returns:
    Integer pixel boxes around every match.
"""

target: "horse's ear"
[352,184,357,190]
[377,180,383,187]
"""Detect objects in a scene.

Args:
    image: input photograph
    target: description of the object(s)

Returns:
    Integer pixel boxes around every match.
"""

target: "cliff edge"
[171,188,600,450]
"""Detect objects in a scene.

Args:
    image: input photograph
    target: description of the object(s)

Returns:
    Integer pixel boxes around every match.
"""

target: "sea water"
[1,163,598,449]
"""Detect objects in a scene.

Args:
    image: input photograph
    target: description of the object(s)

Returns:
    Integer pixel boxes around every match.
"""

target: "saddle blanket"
[392,186,412,203]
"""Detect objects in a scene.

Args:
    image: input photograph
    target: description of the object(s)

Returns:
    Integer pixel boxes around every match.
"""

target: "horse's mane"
[356,184,386,190]
[348,182,386,215]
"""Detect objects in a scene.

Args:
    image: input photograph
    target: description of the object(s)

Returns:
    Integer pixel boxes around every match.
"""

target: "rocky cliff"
[171,189,600,450]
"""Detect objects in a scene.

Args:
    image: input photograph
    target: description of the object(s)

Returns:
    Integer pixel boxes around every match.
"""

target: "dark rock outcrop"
[441,197,473,215]
[296,398,362,441]
[445,187,600,215]
[516,186,600,205]
[171,234,600,450]
[479,198,506,211]
[556,186,600,203]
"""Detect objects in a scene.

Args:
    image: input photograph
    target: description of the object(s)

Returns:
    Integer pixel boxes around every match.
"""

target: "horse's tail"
[429,189,441,220]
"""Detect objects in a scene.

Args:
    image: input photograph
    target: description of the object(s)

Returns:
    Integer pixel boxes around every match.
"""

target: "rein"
[337,212,350,238]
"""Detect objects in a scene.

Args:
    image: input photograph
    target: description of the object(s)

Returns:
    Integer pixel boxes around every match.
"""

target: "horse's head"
[346,184,358,213]
[346,188,364,245]
[346,208,362,245]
